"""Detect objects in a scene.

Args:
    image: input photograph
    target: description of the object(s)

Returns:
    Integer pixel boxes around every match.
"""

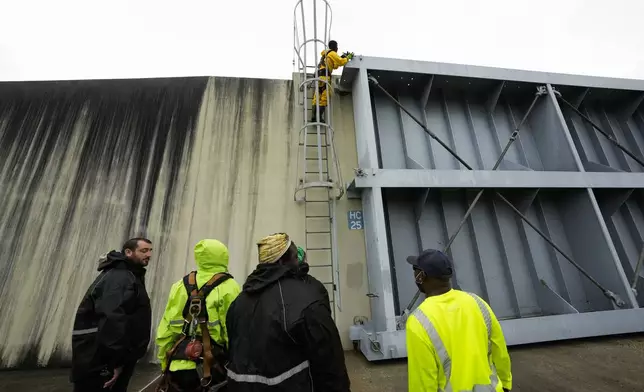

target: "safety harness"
[156,271,232,392]
[315,50,333,96]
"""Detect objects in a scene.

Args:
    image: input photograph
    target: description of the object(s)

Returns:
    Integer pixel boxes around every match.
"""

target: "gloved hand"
[503,388,510,392]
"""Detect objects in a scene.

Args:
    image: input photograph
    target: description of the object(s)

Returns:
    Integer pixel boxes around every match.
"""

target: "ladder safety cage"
[293,0,344,318]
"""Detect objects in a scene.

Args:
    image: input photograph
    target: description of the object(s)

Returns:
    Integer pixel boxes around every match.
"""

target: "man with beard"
[225,233,350,392]
[405,249,513,392]
[71,238,153,392]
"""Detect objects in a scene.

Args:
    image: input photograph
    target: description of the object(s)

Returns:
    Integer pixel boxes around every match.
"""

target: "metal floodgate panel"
[345,63,644,360]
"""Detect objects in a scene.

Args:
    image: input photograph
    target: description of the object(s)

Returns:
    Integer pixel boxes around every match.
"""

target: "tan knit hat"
[257,233,292,264]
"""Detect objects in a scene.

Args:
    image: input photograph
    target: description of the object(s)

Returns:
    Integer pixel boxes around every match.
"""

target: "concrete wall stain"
[0,77,209,368]
[0,76,318,369]
[0,74,370,369]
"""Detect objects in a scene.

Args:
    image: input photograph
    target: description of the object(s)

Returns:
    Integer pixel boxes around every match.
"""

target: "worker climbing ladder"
[293,0,344,319]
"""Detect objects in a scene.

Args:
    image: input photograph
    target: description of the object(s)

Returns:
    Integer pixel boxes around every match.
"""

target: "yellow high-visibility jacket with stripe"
[406,289,512,392]
[155,239,241,372]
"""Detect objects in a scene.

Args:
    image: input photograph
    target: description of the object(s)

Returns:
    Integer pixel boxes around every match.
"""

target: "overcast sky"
[1,0,643,82]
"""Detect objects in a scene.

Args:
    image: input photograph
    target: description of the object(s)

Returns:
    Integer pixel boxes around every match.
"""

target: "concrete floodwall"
[0,76,368,368]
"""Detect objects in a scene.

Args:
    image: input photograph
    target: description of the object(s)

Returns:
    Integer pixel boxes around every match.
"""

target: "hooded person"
[71,238,153,392]
[225,233,351,392]
[155,239,241,392]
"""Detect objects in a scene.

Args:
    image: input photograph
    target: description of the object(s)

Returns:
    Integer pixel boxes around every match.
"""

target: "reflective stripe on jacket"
[406,289,513,392]
[155,240,241,372]
[225,261,351,392]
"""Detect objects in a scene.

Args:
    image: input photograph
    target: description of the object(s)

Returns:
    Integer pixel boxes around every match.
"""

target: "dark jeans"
[73,361,137,392]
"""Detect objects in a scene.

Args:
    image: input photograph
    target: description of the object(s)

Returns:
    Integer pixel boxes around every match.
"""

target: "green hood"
[194,239,229,274]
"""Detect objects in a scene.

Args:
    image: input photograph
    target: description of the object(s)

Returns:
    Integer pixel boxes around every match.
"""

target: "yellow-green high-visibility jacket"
[406,289,512,392]
[155,239,241,372]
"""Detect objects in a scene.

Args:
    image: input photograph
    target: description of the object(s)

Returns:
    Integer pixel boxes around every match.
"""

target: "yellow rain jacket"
[155,239,241,372]
[406,289,512,392]
[312,49,349,107]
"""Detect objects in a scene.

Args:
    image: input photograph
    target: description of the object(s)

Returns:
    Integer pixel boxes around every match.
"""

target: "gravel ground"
[2,335,643,391]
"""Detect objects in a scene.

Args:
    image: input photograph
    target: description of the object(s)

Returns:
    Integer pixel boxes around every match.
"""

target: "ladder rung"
[305,171,328,174]
[306,247,333,251]
[309,264,333,268]
[305,158,327,160]
[305,215,331,218]
[305,200,331,202]
[306,230,331,234]
[300,143,329,147]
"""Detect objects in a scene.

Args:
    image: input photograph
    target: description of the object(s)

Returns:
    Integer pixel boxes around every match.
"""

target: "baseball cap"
[406,249,453,278]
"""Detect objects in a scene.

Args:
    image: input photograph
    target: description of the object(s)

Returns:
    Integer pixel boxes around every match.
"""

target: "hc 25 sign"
[348,210,364,230]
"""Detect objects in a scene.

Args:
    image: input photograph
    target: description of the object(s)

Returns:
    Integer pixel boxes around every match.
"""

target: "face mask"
[414,269,426,293]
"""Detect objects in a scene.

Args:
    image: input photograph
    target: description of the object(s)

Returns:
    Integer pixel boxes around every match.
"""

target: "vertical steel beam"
[486,81,505,115]
[572,87,590,110]
[421,75,434,111]
[352,69,397,332]
[420,76,437,169]
[440,90,461,170]
[622,92,644,120]
[598,108,631,171]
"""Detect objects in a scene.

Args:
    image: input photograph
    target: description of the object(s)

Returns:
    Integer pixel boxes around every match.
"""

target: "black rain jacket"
[225,261,350,392]
[70,251,152,382]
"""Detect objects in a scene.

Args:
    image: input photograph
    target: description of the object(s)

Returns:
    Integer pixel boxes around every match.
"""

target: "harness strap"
[164,271,232,389]
[317,50,333,77]
[188,271,198,295]
[199,273,230,297]
[200,323,214,386]
[156,334,189,391]
[165,335,188,372]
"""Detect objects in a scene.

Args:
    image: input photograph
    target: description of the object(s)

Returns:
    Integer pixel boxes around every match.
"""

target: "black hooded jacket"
[70,251,152,381]
[226,262,350,392]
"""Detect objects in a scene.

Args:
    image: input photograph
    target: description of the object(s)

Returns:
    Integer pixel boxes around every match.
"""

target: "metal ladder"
[293,0,344,319]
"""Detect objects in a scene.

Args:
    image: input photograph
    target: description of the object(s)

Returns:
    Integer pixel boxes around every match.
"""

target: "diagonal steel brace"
[367,75,625,311]
[404,86,545,311]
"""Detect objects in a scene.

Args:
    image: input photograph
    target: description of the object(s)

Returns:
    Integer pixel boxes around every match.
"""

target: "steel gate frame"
[343,57,644,361]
